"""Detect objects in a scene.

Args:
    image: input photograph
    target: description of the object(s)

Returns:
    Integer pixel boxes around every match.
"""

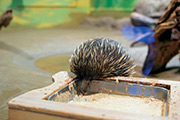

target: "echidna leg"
[75,79,82,95]
[78,80,92,95]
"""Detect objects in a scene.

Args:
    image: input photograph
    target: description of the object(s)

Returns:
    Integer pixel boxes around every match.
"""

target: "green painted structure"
[91,0,138,11]
[0,0,138,28]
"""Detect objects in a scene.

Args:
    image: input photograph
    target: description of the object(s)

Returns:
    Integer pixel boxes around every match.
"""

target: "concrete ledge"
[8,71,180,120]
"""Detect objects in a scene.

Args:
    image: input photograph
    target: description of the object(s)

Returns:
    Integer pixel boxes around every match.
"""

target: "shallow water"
[35,54,71,74]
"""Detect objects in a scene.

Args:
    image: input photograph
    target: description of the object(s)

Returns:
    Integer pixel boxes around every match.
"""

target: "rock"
[131,12,157,28]
[82,17,116,29]
[95,17,117,29]
[134,0,170,17]
[81,17,131,29]
[116,17,131,29]
[130,0,169,28]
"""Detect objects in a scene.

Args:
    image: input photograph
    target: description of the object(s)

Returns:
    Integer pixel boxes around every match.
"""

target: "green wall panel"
[0,0,138,28]
[23,0,77,6]
[91,0,138,11]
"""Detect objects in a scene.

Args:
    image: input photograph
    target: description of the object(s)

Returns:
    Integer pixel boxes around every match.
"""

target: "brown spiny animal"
[70,38,136,81]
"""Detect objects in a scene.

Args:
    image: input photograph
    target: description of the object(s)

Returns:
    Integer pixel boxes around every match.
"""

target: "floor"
[0,26,179,120]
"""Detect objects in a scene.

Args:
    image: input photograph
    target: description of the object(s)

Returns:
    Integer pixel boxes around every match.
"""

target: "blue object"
[121,25,155,44]
[121,25,156,76]
[142,45,157,76]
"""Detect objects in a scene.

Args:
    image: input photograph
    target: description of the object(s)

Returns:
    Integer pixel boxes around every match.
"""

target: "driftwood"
[0,8,13,30]
[143,0,180,74]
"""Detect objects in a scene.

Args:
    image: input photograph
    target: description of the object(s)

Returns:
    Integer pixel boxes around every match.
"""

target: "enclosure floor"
[0,26,179,120]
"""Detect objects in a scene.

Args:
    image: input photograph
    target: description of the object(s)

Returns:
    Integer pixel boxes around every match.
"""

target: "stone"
[134,0,170,17]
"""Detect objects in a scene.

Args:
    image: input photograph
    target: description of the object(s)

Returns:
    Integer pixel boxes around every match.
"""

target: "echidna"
[70,38,136,80]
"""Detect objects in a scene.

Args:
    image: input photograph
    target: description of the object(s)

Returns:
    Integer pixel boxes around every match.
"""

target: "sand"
[68,93,166,117]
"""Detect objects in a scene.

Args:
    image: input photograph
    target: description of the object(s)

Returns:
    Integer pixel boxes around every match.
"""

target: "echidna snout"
[70,38,135,80]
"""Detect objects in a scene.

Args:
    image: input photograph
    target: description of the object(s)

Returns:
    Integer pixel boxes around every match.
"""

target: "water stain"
[34,53,71,74]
